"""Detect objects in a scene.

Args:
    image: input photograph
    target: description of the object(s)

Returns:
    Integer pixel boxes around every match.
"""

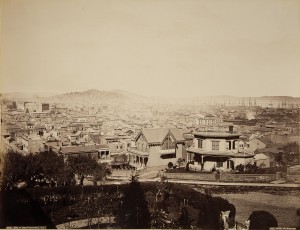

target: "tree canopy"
[2,150,66,188]
[2,150,110,188]
[282,142,299,165]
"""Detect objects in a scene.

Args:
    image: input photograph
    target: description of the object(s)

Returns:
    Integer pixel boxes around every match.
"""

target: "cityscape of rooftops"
[1,0,300,229]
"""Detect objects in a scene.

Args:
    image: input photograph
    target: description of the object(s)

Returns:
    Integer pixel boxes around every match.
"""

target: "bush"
[248,210,278,230]
[185,162,190,172]
[235,164,245,173]
[167,162,174,169]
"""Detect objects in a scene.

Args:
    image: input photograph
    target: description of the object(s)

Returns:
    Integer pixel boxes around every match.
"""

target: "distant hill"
[2,90,300,107]
[43,89,150,105]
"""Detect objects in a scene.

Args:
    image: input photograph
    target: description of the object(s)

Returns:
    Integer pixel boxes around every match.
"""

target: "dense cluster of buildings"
[1,99,300,172]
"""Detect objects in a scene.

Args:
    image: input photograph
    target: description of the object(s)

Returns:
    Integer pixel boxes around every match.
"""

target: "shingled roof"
[135,128,185,144]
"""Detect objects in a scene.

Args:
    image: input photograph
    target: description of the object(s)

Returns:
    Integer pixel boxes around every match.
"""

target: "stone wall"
[165,172,216,181]
[165,172,277,183]
[220,173,276,183]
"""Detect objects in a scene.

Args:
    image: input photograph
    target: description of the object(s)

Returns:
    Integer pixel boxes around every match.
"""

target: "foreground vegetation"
[1,178,236,229]
[1,149,111,189]
[1,177,284,229]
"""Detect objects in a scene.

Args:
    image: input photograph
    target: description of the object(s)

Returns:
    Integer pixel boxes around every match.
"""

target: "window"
[216,161,223,167]
[162,135,175,150]
[198,139,203,149]
[212,141,219,150]
[226,141,231,150]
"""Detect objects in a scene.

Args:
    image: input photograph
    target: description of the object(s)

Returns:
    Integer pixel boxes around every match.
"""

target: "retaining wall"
[165,172,217,181]
[220,173,276,183]
[165,172,277,183]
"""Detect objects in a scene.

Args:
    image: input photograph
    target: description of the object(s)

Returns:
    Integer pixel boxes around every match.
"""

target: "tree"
[116,177,150,229]
[282,142,299,165]
[66,154,98,186]
[34,151,65,186]
[90,163,111,185]
[2,150,68,189]
[2,150,29,188]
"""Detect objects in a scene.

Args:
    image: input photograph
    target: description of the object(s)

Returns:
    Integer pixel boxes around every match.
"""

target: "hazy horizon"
[1,0,300,98]
[2,88,300,100]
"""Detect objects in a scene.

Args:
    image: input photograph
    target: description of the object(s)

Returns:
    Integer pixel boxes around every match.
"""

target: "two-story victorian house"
[186,127,254,172]
[128,128,185,168]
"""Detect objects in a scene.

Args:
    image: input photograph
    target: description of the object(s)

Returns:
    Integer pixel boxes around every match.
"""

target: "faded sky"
[1,0,300,97]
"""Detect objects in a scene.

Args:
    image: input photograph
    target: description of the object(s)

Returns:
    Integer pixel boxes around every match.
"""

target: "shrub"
[185,162,190,171]
[235,164,245,173]
[248,210,278,230]
[167,162,174,169]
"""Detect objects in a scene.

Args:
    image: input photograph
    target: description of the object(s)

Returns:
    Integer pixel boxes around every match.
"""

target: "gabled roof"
[169,128,185,142]
[137,128,168,144]
[135,128,185,144]
[257,136,273,146]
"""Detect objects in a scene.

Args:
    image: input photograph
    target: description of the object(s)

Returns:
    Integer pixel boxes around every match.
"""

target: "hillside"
[2,90,300,107]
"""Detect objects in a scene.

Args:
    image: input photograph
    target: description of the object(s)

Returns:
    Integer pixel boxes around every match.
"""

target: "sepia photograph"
[0,0,300,229]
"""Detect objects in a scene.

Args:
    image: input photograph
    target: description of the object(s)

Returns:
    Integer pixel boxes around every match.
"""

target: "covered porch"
[127,147,149,169]
[187,149,235,172]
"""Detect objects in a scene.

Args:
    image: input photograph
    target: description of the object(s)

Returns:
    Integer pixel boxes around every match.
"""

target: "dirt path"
[216,191,300,228]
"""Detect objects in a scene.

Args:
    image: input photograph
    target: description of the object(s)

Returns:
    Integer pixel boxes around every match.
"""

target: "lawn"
[192,185,300,228]
[217,191,300,228]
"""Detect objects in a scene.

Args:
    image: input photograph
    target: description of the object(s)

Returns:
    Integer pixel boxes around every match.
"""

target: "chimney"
[229,125,233,133]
